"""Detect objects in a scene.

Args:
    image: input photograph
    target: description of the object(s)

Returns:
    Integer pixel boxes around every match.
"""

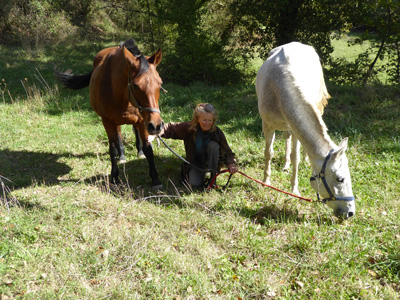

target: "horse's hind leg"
[102,118,122,184]
[262,123,275,185]
[290,135,301,195]
[133,126,145,158]
[283,131,292,171]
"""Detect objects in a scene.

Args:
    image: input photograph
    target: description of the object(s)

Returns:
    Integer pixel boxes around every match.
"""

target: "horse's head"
[126,45,164,136]
[310,138,356,219]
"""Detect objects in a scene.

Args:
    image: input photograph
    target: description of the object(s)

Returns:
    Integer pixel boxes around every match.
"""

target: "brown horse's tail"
[54,69,92,90]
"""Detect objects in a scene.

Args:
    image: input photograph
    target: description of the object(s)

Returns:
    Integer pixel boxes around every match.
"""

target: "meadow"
[0,38,399,299]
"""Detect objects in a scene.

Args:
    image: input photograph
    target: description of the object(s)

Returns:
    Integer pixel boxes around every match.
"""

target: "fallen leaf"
[368,270,379,278]
[3,274,13,286]
[89,279,101,285]
[295,280,304,288]
[367,257,376,264]
[267,291,276,297]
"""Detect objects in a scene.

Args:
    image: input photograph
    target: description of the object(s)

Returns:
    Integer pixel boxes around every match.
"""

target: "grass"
[0,39,400,299]
[330,31,392,84]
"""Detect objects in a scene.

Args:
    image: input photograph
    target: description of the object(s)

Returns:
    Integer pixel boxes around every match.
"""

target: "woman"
[160,103,238,189]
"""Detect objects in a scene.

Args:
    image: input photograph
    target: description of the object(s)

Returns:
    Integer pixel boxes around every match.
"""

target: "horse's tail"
[54,69,92,90]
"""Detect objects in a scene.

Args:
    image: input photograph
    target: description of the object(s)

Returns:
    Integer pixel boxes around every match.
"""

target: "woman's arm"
[215,127,238,172]
[161,122,191,140]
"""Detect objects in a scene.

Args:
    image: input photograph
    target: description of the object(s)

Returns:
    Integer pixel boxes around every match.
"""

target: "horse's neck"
[287,102,336,170]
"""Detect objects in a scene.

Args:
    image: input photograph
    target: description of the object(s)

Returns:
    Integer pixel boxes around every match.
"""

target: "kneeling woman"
[161,103,238,189]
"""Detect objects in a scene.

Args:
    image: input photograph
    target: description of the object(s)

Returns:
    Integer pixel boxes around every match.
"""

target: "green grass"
[331,31,392,84]
[1,40,400,299]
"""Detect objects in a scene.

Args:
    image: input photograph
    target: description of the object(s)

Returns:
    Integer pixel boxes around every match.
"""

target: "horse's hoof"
[119,159,126,164]
[110,177,120,185]
[137,151,145,159]
[151,184,163,191]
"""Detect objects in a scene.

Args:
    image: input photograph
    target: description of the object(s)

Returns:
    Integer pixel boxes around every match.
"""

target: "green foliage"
[1,0,78,47]
[224,0,352,62]
[329,0,400,84]
[0,0,399,85]
[155,0,244,85]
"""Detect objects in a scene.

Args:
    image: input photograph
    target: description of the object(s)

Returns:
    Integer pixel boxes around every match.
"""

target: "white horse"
[256,42,355,218]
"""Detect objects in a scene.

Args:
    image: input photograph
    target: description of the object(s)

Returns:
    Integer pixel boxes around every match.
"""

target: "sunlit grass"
[0,40,399,299]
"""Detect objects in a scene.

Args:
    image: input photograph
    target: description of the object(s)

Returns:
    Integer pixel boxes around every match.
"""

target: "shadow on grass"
[79,153,317,225]
[239,203,305,224]
[0,148,98,189]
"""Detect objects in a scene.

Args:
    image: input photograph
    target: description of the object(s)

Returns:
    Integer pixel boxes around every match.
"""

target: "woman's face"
[197,112,214,132]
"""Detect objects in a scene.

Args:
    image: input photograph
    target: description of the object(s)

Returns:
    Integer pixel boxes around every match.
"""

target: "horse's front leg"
[290,135,301,195]
[117,125,126,163]
[262,124,275,185]
[102,118,122,184]
[137,125,163,190]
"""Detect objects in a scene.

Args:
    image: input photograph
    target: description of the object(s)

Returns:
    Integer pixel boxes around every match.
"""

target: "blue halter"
[310,149,355,203]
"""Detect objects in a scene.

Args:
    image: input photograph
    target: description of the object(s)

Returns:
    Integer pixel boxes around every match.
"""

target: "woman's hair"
[189,103,218,132]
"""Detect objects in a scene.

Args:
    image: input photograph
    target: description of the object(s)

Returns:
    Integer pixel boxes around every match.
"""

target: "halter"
[310,149,355,203]
[128,76,161,115]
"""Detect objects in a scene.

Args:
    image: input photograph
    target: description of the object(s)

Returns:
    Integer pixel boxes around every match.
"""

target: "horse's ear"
[148,49,162,66]
[338,137,349,150]
[331,138,349,160]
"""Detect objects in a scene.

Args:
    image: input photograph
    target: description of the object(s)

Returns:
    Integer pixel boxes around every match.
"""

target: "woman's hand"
[228,163,238,174]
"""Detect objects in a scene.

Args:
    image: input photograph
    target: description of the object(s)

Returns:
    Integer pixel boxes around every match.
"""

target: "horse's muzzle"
[147,120,164,135]
[334,208,355,219]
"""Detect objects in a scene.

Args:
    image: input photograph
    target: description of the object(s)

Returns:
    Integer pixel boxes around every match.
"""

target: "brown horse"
[55,38,164,189]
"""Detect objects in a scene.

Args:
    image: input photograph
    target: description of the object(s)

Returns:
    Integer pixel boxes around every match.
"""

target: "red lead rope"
[208,169,313,202]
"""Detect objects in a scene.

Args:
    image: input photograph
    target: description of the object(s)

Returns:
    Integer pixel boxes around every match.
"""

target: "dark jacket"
[161,122,237,176]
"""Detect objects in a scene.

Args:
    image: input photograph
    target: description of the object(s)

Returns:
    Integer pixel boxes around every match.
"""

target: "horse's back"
[89,46,133,122]
[256,42,327,129]
[93,46,119,69]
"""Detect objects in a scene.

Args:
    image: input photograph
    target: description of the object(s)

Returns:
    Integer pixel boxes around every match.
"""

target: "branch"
[98,3,171,21]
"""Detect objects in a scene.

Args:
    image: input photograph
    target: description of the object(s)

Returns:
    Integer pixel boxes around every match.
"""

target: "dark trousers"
[188,140,219,187]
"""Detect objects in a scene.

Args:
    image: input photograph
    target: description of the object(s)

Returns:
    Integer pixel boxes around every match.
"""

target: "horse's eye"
[132,84,139,90]
[337,177,345,183]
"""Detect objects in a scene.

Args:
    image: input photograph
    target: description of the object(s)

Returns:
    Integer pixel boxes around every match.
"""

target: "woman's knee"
[207,140,219,155]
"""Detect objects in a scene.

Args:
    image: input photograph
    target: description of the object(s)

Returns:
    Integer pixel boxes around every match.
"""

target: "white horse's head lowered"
[310,138,355,218]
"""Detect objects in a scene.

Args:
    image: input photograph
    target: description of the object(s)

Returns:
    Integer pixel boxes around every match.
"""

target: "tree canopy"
[1,0,399,85]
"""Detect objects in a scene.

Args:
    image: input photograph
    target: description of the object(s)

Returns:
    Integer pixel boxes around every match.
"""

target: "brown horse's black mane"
[122,38,149,78]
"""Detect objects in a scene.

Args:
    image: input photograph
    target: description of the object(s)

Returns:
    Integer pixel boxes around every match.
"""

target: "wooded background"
[1,0,399,85]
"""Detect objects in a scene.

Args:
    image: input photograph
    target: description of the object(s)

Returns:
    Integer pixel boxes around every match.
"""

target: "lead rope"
[208,170,313,202]
[157,135,314,202]
[157,134,214,173]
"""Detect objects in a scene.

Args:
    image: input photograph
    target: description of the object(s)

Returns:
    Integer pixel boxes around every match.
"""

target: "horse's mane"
[121,38,149,78]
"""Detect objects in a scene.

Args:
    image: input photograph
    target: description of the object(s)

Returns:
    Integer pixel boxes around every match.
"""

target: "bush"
[3,0,78,48]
